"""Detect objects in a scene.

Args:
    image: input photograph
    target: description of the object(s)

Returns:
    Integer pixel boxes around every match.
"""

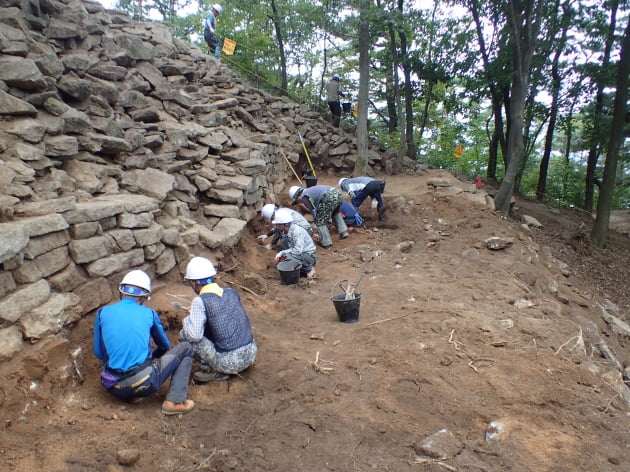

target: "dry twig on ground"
[312,351,335,374]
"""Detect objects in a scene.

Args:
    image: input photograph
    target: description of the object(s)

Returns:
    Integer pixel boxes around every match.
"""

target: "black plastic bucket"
[331,293,361,323]
[342,102,352,113]
[278,260,301,285]
[304,176,318,187]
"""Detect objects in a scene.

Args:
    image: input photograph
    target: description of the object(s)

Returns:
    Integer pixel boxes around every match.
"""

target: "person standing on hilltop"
[326,75,345,128]
[203,4,222,55]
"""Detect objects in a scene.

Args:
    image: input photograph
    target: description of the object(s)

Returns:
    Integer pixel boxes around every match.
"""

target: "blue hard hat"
[333,75,340,81]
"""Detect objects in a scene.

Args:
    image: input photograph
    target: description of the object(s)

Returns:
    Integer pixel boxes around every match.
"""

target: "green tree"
[494,0,545,214]
[591,14,630,247]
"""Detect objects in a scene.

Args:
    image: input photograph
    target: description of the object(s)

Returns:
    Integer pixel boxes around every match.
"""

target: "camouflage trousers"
[315,189,347,247]
[191,338,257,374]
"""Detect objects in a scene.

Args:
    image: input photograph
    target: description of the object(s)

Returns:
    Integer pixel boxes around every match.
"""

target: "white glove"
[265,244,273,250]
[275,252,286,263]
[257,234,268,241]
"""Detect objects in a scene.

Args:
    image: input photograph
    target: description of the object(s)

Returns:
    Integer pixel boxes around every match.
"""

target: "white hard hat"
[289,186,303,201]
[338,178,347,188]
[272,208,293,225]
[119,269,151,296]
[261,203,276,221]
[184,256,217,280]
[212,3,222,14]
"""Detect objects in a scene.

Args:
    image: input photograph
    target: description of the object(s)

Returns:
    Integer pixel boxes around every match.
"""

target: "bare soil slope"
[2,171,630,472]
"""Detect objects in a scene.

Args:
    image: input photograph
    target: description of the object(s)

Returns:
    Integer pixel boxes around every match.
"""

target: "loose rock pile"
[0,0,424,359]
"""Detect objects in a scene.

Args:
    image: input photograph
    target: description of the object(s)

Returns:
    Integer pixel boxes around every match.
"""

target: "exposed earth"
[1,171,629,472]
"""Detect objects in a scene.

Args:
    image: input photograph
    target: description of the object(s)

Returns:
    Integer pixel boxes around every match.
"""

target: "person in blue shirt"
[93,270,195,415]
[203,4,222,55]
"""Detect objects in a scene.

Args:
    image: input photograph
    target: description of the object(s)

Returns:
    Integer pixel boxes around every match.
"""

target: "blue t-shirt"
[93,298,170,372]
[205,13,216,32]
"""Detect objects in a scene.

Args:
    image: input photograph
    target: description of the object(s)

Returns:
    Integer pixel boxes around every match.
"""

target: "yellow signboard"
[222,38,236,55]
[454,145,464,158]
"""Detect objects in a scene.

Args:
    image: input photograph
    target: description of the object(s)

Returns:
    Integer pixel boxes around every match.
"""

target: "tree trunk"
[269,0,288,95]
[494,0,543,214]
[389,6,405,173]
[398,15,415,159]
[418,81,432,142]
[354,0,370,175]
[585,0,619,212]
[591,15,630,248]
[536,17,566,201]
[469,0,507,181]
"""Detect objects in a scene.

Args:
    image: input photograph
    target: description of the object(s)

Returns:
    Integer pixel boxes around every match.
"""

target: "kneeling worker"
[272,207,317,279]
[257,203,313,249]
[180,257,257,383]
[93,269,195,415]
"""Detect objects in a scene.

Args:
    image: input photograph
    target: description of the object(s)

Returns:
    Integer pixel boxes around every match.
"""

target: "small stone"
[116,448,140,466]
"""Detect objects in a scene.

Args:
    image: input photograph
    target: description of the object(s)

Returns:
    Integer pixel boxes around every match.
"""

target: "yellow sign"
[222,38,236,55]
[353,103,359,118]
[454,145,464,158]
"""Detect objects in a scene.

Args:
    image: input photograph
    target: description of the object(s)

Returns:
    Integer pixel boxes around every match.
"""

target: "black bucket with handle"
[278,260,301,285]
[331,293,361,323]
[342,102,352,113]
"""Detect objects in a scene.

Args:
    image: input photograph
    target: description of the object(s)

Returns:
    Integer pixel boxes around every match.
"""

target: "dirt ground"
[1,171,630,472]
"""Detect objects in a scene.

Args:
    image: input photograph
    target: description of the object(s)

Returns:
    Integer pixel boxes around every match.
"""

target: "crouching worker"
[257,203,313,249]
[93,270,195,416]
[272,208,317,279]
[339,176,387,221]
[289,184,348,249]
[180,257,257,384]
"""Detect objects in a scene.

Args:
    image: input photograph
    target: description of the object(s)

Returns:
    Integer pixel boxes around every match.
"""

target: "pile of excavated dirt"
[1,172,629,472]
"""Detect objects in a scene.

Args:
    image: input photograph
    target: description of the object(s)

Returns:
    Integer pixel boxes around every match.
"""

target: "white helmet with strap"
[119,269,151,297]
[184,256,217,280]
[338,178,348,188]
[212,4,222,14]
[289,186,304,202]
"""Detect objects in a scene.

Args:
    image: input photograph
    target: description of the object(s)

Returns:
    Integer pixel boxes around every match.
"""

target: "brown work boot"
[161,399,195,415]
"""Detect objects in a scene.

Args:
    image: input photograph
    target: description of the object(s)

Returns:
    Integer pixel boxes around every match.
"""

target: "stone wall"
[0,0,415,360]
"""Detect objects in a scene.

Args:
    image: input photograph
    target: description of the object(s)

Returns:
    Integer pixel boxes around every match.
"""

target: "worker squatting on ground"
[93,270,195,415]
[326,75,345,128]
[257,203,313,249]
[203,4,222,54]
[289,184,349,249]
[272,208,317,279]
[339,176,387,221]
[179,257,257,384]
